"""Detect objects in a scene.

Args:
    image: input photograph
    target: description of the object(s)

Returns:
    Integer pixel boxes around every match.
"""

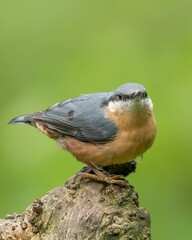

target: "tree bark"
[0,162,151,240]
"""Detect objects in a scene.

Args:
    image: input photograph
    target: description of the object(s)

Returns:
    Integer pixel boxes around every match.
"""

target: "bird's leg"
[80,162,128,186]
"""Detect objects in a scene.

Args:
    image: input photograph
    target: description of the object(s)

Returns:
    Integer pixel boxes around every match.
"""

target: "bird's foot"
[79,172,128,186]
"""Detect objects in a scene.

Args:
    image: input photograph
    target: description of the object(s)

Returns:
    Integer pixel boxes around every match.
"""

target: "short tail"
[8,114,32,125]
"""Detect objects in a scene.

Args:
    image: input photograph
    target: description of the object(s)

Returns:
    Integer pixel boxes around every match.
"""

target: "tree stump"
[0,162,151,240]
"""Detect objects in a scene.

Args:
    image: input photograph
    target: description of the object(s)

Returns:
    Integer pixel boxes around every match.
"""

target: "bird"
[9,83,157,185]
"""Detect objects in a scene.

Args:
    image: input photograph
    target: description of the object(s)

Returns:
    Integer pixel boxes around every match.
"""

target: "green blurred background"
[0,0,192,239]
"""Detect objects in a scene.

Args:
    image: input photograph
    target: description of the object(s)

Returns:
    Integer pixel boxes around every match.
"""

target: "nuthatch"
[9,83,157,185]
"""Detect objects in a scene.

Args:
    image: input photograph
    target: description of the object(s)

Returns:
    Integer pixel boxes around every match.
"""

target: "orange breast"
[57,107,157,167]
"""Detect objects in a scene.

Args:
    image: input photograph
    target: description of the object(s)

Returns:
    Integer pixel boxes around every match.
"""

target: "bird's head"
[107,83,153,114]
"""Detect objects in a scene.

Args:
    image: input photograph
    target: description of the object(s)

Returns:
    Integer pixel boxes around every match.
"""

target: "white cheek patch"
[145,98,153,109]
[108,97,153,113]
[108,101,132,113]
[108,101,119,113]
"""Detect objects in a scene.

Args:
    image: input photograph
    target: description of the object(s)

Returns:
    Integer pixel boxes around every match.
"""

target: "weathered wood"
[0,162,151,240]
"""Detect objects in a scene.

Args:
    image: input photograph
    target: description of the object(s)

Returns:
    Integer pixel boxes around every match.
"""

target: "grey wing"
[32,93,118,143]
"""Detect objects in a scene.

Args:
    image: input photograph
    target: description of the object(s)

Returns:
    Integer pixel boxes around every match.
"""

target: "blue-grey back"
[33,92,118,143]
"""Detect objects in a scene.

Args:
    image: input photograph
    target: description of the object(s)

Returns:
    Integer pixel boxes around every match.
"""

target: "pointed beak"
[131,91,142,100]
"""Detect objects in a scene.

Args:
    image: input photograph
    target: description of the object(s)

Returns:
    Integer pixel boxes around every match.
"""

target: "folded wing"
[31,93,118,143]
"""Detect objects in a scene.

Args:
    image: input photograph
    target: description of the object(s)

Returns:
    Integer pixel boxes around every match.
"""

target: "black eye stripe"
[107,91,148,104]
[112,94,131,101]
[116,94,123,100]
[141,92,148,98]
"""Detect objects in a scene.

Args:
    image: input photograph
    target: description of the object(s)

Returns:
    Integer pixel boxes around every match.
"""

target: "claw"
[109,174,125,180]
[80,172,128,186]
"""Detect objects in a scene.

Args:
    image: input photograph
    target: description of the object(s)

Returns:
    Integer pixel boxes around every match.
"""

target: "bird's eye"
[115,94,123,101]
[126,94,131,100]
[142,92,148,98]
